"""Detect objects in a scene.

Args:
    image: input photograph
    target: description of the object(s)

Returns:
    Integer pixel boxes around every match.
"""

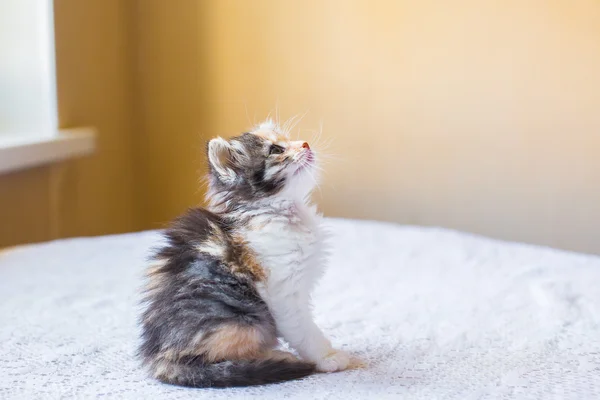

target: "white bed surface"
[1,218,599,399]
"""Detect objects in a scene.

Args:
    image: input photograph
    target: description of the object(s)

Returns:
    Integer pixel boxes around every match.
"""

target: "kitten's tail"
[151,356,316,388]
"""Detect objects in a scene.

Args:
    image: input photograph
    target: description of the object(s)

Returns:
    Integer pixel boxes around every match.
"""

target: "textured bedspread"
[1,219,599,399]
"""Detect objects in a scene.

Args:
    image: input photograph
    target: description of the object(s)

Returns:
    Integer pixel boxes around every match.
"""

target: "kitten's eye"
[269,144,285,155]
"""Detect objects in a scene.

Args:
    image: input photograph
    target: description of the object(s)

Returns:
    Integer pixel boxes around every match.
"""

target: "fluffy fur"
[139,120,349,388]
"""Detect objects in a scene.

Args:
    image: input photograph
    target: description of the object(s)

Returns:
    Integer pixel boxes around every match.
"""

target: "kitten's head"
[206,120,318,206]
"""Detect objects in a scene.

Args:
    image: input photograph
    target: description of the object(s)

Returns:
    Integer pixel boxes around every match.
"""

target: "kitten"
[139,120,350,388]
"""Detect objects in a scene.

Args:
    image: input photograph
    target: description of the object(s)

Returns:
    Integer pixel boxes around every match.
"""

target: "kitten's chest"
[240,207,323,269]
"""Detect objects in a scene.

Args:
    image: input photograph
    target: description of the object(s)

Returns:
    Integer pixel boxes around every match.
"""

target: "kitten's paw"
[316,349,350,373]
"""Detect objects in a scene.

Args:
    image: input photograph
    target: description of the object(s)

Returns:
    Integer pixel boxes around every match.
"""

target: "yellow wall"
[198,0,600,254]
[135,0,600,253]
[2,1,600,255]
[131,0,209,229]
[0,167,54,245]
[0,0,135,247]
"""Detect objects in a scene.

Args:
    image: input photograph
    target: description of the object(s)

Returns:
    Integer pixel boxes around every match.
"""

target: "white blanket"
[1,219,599,399]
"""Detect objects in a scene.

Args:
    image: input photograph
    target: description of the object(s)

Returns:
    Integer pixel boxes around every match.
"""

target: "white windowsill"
[0,127,96,175]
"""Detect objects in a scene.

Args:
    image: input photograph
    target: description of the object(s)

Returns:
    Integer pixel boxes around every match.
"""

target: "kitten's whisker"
[244,102,253,128]
[301,165,322,197]
[281,115,295,138]
[285,111,308,138]
[310,121,324,146]
[315,151,341,161]
[275,102,281,128]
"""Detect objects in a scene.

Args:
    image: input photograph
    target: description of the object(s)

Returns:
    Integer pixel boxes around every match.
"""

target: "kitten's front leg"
[269,291,349,372]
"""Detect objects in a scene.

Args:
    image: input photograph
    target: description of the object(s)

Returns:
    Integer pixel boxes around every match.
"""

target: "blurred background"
[0,0,599,254]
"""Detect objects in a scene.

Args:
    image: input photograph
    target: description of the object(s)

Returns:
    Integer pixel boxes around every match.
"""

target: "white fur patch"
[196,241,226,258]
[236,197,347,365]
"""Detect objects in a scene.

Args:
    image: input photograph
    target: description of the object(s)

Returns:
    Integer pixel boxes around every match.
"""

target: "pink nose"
[302,142,310,149]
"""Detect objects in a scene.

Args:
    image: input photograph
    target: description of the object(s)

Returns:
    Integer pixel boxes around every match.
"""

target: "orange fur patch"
[229,235,267,281]
[266,349,300,363]
[200,324,273,363]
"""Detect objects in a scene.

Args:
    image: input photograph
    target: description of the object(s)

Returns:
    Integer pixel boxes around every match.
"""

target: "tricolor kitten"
[139,120,349,388]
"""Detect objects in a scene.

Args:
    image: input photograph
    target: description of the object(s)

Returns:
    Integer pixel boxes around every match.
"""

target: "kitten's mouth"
[294,150,314,175]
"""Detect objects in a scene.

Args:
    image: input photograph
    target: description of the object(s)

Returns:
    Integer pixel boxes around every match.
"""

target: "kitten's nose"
[302,142,310,150]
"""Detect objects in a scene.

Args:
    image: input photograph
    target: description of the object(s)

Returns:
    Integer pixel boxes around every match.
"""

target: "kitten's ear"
[207,137,236,182]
